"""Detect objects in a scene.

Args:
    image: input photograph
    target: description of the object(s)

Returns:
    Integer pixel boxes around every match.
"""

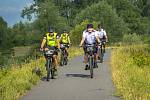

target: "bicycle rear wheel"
[60,53,64,66]
[64,53,68,65]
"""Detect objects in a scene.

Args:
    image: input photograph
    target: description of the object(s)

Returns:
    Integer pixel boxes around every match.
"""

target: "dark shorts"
[45,45,58,55]
[83,44,98,54]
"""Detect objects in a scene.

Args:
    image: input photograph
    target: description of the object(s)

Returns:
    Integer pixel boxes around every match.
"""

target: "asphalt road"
[20,49,120,100]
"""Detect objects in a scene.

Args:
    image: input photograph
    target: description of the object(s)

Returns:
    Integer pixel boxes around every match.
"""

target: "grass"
[111,44,150,100]
[0,47,83,100]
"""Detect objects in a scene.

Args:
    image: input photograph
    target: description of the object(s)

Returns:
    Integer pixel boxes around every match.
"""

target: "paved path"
[21,49,120,100]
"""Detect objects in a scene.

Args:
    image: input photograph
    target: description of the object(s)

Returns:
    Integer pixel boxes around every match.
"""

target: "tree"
[22,0,70,33]
[74,1,129,42]
[0,17,8,48]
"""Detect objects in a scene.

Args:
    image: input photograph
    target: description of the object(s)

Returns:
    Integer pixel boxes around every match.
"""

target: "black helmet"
[87,24,93,29]
[48,28,54,33]
[63,29,67,33]
[98,24,101,28]
[98,24,103,29]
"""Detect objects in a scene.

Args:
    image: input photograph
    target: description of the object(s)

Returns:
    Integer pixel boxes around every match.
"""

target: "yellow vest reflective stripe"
[46,32,57,46]
[61,33,69,43]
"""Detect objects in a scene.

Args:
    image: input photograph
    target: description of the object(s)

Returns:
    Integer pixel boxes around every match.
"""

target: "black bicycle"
[43,48,56,81]
[85,44,96,78]
[60,44,68,66]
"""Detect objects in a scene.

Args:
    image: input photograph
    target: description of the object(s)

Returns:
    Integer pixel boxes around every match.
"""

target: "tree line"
[0,0,150,49]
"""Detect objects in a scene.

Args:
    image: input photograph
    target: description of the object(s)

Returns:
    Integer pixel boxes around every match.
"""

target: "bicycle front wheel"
[89,56,94,78]
[47,59,51,81]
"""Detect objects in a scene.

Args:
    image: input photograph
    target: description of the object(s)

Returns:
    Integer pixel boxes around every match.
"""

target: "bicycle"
[85,44,96,78]
[60,44,69,66]
[42,48,56,81]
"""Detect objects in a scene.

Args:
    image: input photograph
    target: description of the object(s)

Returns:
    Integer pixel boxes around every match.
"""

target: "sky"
[0,0,33,26]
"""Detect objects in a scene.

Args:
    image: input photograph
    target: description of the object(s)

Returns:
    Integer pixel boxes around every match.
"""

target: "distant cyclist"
[97,24,108,52]
[40,28,60,77]
[79,24,100,70]
[59,30,71,57]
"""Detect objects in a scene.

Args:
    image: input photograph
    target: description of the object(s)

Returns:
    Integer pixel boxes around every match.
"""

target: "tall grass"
[111,44,150,100]
[0,47,83,100]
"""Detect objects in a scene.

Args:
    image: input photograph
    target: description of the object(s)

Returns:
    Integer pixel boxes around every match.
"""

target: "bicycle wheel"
[89,56,93,78]
[64,53,68,65]
[46,59,51,81]
[99,47,103,63]
[60,53,64,66]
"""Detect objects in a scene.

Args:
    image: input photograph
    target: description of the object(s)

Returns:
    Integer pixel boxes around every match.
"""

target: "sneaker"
[85,65,90,70]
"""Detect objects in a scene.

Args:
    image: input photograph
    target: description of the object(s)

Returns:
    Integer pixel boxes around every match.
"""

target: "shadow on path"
[66,73,90,78]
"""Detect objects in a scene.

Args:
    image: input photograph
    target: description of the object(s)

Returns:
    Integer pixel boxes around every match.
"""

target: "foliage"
[106,0,150,34]
[122,33,142,45]
[74,1,129,42]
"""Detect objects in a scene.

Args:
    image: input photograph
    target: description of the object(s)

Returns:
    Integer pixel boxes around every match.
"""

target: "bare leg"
[53,55,58,69]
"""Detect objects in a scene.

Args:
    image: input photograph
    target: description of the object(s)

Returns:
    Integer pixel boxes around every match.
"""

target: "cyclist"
[97,24,108,53]
[40,28,60,77]
[79,24,100,70]
[59,30,71,57]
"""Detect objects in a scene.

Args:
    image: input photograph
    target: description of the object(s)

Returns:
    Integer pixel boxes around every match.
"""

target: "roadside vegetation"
[111,34,150,100]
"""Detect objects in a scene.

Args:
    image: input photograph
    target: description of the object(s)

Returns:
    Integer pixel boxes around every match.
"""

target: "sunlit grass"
[111,44,150,100]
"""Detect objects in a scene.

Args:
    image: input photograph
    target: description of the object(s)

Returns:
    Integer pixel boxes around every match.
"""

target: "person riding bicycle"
[79,24,100,70]
[59,30,71,57]
[97,24,108,52]
[40,28,60,77]
[97,24,108,43]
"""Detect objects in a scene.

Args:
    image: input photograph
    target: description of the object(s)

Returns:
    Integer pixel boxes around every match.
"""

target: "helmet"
[63,30,67,33]
[98,24,101,28]
[48,28,54,33]
[48,26,54,33]
[87,24,93,29]
[98,24,103,29]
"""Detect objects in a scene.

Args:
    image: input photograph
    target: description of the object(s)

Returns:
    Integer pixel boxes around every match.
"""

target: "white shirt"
[82,30,98,44]
[97,29,107,38]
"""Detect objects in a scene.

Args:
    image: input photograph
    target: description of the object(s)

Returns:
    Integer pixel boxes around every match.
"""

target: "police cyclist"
[40,28,60,77]
[59,30,71,57]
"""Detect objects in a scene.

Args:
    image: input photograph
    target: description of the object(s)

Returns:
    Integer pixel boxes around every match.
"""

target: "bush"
[74,1,129,42]
[122,33,142,45]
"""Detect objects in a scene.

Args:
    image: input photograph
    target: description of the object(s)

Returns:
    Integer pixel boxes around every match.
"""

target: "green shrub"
[122,33,142,45]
